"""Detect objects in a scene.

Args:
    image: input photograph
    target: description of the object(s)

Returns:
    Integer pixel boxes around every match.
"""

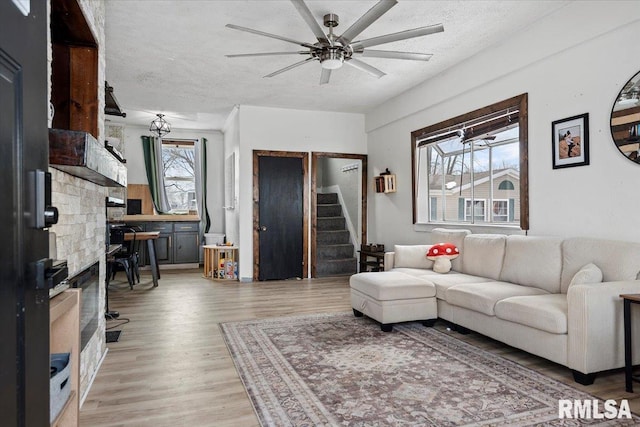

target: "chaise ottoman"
[350,271,437,332]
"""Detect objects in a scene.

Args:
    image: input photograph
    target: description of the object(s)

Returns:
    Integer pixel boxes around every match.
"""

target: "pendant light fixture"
[149,113,171,137]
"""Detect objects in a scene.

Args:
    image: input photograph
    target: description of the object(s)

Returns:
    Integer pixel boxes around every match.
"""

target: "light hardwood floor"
[80,269,640,426]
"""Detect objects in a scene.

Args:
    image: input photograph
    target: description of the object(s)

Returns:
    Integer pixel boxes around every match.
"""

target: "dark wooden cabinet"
[144,222,173,264]
[173,222,200,264]
[174,232,199,263]
[358,250,385,272]
[152,233,173,265]
[127,221,200,266]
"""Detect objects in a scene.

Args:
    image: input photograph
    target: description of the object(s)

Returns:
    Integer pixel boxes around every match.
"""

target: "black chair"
[108,226,138,289]
[127,224,143,283]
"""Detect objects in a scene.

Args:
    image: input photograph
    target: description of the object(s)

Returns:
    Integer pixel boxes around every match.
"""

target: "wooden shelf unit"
[358,250,386,272]
[374,173,397,193]
[50,289,80,427]
[51,0,99,139]
[203,245,239,280]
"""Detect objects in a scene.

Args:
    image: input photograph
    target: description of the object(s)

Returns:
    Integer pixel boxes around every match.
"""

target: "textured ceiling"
[104,0,570,131]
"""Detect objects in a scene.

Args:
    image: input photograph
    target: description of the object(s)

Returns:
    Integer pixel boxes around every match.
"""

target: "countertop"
[121,215,200,222]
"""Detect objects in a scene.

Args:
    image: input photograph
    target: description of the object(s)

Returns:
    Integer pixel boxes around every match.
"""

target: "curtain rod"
[416,108,519,143]
[162,138,197,146]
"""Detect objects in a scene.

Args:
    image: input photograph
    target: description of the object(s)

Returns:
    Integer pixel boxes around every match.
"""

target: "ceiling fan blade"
[358,50,433,61]
[337,0,397,46]
[264,57,317,78]
[319,68,331,85]
[226,24,318,50]
[226,51,309,58]
[344,58,386,79]
[351,24,444,50]
[290,0,331,46]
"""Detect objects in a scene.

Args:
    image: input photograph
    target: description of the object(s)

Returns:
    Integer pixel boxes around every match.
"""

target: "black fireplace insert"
[68,261,99,351]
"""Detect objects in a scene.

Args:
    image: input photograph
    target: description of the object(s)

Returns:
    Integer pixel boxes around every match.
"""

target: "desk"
[358,250,385,272]
[203,245,238,280]
[125,231,160,287]
[621,293,640,392]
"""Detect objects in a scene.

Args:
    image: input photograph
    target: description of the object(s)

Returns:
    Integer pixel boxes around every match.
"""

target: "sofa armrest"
[567,280,640,374]
[384,252,395,271]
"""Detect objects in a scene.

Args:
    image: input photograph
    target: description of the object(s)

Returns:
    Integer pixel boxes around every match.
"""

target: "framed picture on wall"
[552,113,590,169]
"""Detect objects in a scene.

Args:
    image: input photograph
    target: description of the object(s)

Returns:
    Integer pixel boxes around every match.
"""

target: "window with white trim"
[161,140,197,213]
[464,199,486,222]
[492,199,510,222]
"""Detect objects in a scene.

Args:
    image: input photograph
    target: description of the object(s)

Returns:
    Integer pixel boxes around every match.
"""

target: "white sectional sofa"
[351,228,640,384]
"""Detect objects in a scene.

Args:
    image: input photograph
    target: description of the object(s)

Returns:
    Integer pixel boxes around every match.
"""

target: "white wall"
[366,1,640,246]
[122,124,225,233]
[237,105,366,280]
[223,106,240,246]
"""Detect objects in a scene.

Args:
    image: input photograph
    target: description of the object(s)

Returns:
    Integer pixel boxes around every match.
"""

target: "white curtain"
[154,137,171,212]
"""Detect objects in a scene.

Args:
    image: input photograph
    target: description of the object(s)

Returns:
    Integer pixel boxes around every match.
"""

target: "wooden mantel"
[49,129,127,187]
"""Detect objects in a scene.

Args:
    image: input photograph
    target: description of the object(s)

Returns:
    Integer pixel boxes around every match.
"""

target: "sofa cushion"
[568,263,602,288]
[430,228,471,272]
[494,294,568,334]
[350,271,436,301]
[446,281,548,316]
[426,273,491,300]
[561,237,640,293]
[461,234,506,280]
[499,235,563,293]
[393,245,434,269]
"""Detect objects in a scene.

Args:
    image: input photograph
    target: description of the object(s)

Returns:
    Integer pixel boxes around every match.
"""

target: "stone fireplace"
[47,0,109,405]
[50,169,107,403]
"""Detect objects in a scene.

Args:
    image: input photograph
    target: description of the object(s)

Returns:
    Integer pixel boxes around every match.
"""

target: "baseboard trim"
[80,348,108,408]
[139,263,199,270]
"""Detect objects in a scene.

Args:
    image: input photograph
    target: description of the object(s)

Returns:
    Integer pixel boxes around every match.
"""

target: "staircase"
[316,193,357,277]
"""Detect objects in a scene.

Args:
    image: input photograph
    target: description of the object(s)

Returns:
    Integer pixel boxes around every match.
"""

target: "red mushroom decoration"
[426,242,459,273]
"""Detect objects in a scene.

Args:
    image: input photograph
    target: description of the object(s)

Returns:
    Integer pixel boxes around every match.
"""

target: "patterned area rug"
[221,313,635,426]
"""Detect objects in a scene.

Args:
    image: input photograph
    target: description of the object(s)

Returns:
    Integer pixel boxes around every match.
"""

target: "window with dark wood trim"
[411,94,529,230]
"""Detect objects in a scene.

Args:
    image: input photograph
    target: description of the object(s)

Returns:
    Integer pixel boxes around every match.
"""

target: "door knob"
[259,225,268,232]
[44,206,59,227]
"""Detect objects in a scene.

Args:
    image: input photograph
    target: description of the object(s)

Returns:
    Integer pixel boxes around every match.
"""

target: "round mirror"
[611,70,640,164]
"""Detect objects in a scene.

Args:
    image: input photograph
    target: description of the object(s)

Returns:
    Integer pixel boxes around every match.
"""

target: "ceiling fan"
[226,0,444,85]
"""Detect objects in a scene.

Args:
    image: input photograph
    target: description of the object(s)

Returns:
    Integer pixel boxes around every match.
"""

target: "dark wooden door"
[258,156,304,280]
[0,1,51,425]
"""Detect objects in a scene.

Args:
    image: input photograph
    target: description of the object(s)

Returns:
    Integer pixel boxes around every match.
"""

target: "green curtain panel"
[195,138,211,234]
[141,136,171,213]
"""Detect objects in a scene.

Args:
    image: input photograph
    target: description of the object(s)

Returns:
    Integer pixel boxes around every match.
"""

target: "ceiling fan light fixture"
[320,49,344,70]
[321,58,343,70]
[149,113,171,137]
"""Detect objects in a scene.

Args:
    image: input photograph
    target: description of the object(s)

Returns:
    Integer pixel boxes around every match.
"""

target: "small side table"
[358,250,385,272]
[204,245,238,280]
[621,293,640,392]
